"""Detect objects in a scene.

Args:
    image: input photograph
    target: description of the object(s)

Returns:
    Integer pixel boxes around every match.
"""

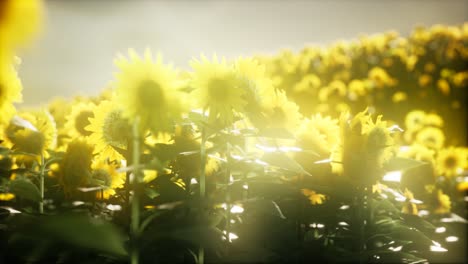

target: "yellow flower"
[392,91,407,103]
[405,110,426,131]
[47,97,72,132]
[293,74,321,93]
[92,160,125,199]
[234,57,273,119]
[0,63,22,126]
[301,189,326,205]
[437,79,450,95]
[398,144,435,166]
[425,113,443,127]
[368,67,396,88]
[64,101,96,139]
[0,0,43,49]
[59,139,94,197]
[0,192,15,201]
[401,188,418,215]
[415,127,445,149]
[6,110,57,156]
[434,189,451,215]
[257,89,302,134]
[114,49,186,133]
[332,109,394,184]
[190,54,246,126]
[436,147,467,178]
[418,74,432,87]
[86,100,130,161]
[348,79,367,99]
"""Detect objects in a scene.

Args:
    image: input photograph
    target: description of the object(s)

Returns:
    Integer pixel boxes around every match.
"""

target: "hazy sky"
[17,0,468,106]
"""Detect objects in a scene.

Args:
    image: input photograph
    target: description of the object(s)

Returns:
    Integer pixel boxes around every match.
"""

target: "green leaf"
[37,214,127,257]
[145,187,160,199]
[373,198,400,215]
[10,178,41,202]
[261,152,311,176]
[384,157,426,172]
[244,198,286,219]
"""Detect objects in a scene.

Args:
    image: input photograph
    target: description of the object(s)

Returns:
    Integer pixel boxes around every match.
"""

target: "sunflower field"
[1,1,467,264]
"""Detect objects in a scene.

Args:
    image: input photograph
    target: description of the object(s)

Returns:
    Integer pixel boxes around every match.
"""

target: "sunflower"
[59,138,94,197]
[332,109,393,184]
[295,114,339,158]
[91,160,125,199]
[435,147,467,178]
[190,54,246,127]
[398,143,435,166]
[368,67,396,88]
[257,89,302,134]
[64,101,96,139]
[433,189,451,215]
[0,0,43,49]
[425,113,444,127]
[301,189,326,205]
[234,57,273,121]
[86,100,130,161]
[415,127,445,149]
[404,110,426,131]
[114,49,185,134]
[401,188,418,215]
[0,63,22,126]
[5,109,57,156]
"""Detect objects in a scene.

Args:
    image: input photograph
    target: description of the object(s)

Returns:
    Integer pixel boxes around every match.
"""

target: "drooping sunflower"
[5,109,57,156]
[114,49,185,134]
[435,147,467,178]
[415,127,445,149]
[59,138,94,197]
[64,101,96,139]
[0,0,43,49]
[332,109,394,184]
[91,160,125,199]
[190,54,246,127]
[86,100,130,161]
[0,63,22,126]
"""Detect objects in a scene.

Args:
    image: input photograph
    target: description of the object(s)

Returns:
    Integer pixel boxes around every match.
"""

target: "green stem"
[225,141,232,248]
[198,127,207,264]
[131,117,141,264]
[39,154,45,214]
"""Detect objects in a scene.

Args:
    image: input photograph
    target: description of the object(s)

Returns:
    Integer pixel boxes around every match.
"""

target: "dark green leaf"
[10,178,41,202]
[37,214,127,256]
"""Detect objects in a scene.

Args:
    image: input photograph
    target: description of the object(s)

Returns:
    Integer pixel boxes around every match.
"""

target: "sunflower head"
[114,49,185,134]
[0,63,22,126]
[190,54,247,127]
[91,160,125,199]
[86,100,130,161]
[333,109,394,185]
[255,89,302,134]
[59,138,94,197]
[64,101,96,139]
[415,127,445,149]
[436,147,467,178]
[5,110,56,156]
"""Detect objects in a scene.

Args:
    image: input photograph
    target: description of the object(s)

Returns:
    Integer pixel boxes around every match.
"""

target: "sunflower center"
[137,79,165,108]
[444,156,457,169]
[208,78,229,102]
[75,111,93,136]
[92,168,112,187]
[102,110,129,149]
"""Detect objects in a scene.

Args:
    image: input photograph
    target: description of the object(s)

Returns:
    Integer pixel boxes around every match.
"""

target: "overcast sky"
[17,0,468,106]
